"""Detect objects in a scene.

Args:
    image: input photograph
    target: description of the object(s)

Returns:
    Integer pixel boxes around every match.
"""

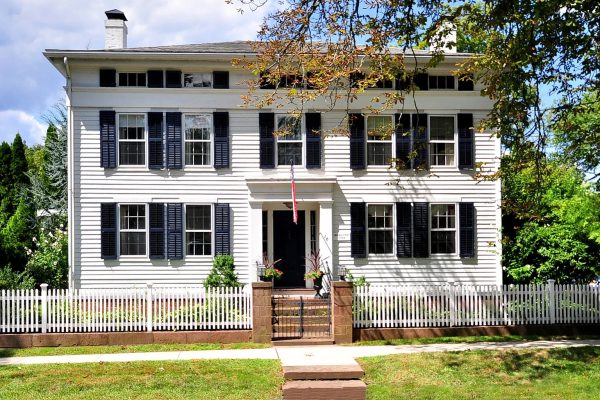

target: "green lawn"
[0,359,283,400]
[359,346,600,400]
[350,334,600,346]
[0,342,269,358]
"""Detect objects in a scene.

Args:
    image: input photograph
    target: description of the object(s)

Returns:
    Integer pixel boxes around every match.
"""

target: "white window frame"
[430,203,458,255]
[185,204,213,257]
[366,115,394,167]
[118,203,148,257]
[118,72,147,87]
[183,73,213,88]
[183,113,213,167]
[429,115,457,168]
[367,203,395,256]
[275,114,304,167]
[117,113,147,167]
[428,75,457,90]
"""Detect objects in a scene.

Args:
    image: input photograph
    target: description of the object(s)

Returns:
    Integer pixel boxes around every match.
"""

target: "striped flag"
[291,162,298,224]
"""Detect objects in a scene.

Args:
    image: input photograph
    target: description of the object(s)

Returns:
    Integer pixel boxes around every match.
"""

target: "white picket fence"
[0,284,252,333]
[354,281,600,328]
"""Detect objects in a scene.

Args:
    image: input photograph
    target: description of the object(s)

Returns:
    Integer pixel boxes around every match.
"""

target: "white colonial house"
[44,10,501,289]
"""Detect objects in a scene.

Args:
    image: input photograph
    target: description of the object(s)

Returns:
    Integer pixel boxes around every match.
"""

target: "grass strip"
[349,334,600,346]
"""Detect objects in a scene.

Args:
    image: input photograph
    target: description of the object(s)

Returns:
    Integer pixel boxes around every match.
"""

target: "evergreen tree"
[11,134,29,187]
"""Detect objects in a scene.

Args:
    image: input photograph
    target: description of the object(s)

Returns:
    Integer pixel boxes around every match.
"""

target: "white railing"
[0,284,252,333]
[353,280,600,328]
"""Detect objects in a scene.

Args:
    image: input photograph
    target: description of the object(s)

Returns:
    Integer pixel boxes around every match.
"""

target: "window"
[428,75,455,90]
[120,204,146,256]
[184,73,212,88]
[118,73,146,87]
[276,115,302,166]
[367,115,393,165]
[184,114,212,166]
[118,114,145,165]
[368,204,394,254]
[186,205,212,256]
[430,116,455,166]
[431,204,456,254]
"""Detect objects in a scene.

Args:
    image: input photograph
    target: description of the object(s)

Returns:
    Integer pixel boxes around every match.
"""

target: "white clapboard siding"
[0,285,252,333]
[353,283,600,328]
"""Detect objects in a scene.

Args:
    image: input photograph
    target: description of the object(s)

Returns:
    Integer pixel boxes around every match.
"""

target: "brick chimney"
[104,9,128,49]
[429,17,457,54]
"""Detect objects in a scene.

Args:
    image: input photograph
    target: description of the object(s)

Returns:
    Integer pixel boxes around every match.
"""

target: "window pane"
[368,205,393,228]
[367,142,392,165]
[430,116,454,140]
[120,205,146,230]
[431,231,455,254]
[367,116,393,140]
[119,142,145,165]
[186,205,211,230]
[120,232,146,255]
[277,116,301,140]
[278,143,302,165]
[185,142,211,165]
[184,73,212,88]
[368,230,393,254]
[185,115,211,140]
[430,143,455,166]
[186,232,212,255]
[431,204,455,229]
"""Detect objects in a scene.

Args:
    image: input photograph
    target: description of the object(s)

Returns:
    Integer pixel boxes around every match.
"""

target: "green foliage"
[0,266,34,290]
[0,200,35,271]
[204,255,240,288]
[24,227,68,288]
[10,134,28,187]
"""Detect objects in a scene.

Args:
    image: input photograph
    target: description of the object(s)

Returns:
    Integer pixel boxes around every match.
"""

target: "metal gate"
[272,297,331,339]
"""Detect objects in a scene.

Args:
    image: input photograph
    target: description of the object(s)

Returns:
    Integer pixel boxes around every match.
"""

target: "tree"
[204,255,241,287]
[10,134,29,187]
[232,0,599,169]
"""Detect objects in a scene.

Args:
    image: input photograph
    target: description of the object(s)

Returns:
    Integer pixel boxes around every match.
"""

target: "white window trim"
[429,115,457,169]
[117,113,147,168]
[183,113,214,168]
[118,203,148,258]
[428,75,457,91]
[275,114,305,167]
[117,72,147,88]
[366,203,395,256]
[366,115,395,167]
[429,203,458,256]
[184,203,214,258]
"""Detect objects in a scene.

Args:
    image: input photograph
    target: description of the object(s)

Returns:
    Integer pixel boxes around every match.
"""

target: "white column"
[319,201,334,278]
[248,201,264,283]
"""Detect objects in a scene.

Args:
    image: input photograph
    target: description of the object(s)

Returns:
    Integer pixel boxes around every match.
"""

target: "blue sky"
[0,0,268,146]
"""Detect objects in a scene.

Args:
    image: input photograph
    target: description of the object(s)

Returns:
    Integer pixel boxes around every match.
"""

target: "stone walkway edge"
[1,339,599,366]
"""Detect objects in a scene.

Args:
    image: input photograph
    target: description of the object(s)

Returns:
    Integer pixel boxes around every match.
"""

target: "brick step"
[283,365,364,380]
[283,380,366,400]
[272,338,334,346]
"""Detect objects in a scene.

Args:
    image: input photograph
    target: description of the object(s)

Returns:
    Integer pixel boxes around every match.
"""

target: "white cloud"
[0,110,47,146]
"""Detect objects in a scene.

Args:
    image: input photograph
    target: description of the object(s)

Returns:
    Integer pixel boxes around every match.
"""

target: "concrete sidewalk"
[1,339,600,366]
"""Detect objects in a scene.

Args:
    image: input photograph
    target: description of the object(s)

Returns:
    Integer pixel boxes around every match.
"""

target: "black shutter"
[458,74,474,91]
[101,203,117,259]
[305,112,321,169]
[458,113,474,169]
[165,70,182,88]
[99,111,116,168]
[412,114,428,169]
[214,203,231,255]
[213,71,229,89]
[395,113,411,169]
[214,112,230,169]
[148,112,164,169]
[149,203,165,259]
[349,113,365,170]
[414,73,429,90]
[167,203,183,260]
[259,113,275,168]
[396,202,412,258]
[350,202,367,258]
[166,112,182,169]
[459,203,476,258]
[99,69,116,87]
[147,70,164,88]
[413,202,429,257]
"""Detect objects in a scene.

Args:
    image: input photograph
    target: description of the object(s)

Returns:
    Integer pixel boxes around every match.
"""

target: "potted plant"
[259,253,283,283]
[305,250,325,297]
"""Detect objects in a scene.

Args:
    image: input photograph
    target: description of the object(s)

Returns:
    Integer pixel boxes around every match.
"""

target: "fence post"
[447,281,456,327]
[547,279,556,324]
[40,283,48,334]
[146,283,153,332]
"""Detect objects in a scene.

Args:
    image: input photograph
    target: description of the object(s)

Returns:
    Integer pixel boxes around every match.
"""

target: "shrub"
[204,255,240,288]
